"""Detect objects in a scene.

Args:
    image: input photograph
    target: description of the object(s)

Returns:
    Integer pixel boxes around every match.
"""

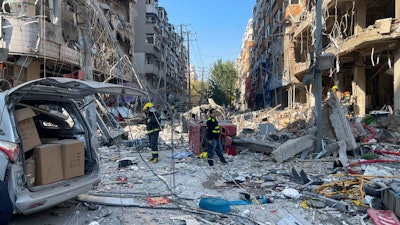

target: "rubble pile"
[63,97,400,225]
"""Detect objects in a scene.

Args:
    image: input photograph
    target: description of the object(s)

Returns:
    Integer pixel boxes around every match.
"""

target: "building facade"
[247,0,288,110]
[239,0,400,117]
[134,0,187,107]
[0,0,139,93]
[236,19,253,111]
[285,0,400,116]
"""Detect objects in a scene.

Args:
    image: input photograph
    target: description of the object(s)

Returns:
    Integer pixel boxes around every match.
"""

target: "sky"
[158,0,255,74]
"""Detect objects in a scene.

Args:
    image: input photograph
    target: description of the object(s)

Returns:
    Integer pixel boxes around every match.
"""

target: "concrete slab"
[271,135,315,162]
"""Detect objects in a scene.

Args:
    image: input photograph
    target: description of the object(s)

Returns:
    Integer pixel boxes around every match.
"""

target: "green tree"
[209,59,238,107]
[191,79,210,104]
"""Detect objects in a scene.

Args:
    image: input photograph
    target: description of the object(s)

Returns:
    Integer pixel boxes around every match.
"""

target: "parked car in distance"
[0,77,144,214]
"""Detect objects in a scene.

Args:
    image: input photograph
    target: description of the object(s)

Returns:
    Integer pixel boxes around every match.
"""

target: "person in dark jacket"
[0,180,13,225]
[206,109,227,166]
[143,102,161,163]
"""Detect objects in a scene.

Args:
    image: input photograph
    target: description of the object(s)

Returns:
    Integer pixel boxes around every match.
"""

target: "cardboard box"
[15,108,41,152]
[40,138,59,144]
[51,139,84,179]
[34,144,63,185]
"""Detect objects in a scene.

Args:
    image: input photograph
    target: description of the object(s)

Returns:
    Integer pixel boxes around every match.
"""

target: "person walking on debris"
[206,108,227,166]
[143,102,161,163]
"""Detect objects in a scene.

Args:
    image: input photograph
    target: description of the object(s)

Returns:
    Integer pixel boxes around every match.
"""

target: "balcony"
[1,16,80,65]
[145,63,159,75]
[146,4,158,15]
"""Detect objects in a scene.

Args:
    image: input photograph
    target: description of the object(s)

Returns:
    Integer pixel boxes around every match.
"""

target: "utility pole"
[315,0,323,153]
[187,31,191,108]
[180,24,191,108]
[199,67,207,103]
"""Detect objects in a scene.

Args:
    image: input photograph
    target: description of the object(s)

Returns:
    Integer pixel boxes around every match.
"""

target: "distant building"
[235,18,253,111]
[134,0,188,106]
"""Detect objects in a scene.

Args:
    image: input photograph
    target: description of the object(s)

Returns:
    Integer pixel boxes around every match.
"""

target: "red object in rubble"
[188,121,204,155]
[361,123,376,143]
[223,136,233,146]
[116,176,128,182]
[373,149,400,156]
[367,208,400,225]
[225,145,237,156]
[63,70,85,80]
[188,121,238,156]
[146,196,171,206]
[347,159,400,174]
[220,123,237,136]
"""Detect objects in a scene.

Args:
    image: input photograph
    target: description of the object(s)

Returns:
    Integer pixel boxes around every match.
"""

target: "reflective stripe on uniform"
[208,118,220,133]
[147,128,160,134]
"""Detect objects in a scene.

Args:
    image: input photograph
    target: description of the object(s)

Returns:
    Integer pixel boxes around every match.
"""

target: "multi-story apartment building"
[248,0,288,110]
[0,0,139,93]
[236,19,253,111]
[0,0,145,141]
[0,0,187,108]
[285,0,400,117]
[241,0,400,117]
[134,0,187,107]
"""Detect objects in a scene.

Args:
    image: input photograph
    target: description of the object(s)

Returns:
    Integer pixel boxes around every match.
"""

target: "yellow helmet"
[143,102,154,110]
[332,86,338,91]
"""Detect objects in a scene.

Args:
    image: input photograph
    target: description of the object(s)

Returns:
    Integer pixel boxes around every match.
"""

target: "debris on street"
[28,97,400,225]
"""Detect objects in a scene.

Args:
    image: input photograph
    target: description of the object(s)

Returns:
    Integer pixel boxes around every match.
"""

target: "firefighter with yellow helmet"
[331,85,342,101]
[341,91,354,116]
[143,102,161,163]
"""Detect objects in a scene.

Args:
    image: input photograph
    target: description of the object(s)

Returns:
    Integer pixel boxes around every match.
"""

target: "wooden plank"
[255,104,281,122]
[77,194,136,206]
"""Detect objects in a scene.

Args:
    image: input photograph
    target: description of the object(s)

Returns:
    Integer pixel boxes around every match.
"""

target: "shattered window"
[37,105,74,129]
[146,34,155,44]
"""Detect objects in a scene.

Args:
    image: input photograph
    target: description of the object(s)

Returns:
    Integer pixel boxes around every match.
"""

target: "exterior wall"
[236,18,253,111]
[0,0,142,87]
[134,0,187,106]
[283,0,399,116]
[1,16,79,65]
[249,0,286,110]
[242,0,399,115]
[0,0,186,109]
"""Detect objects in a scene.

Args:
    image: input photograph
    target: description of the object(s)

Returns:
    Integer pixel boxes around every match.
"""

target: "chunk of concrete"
[271,135,315,162]
[324,93,357,150]
[259,123,276,135]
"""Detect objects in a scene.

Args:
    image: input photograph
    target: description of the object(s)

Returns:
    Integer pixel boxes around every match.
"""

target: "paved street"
[8,133,374,225]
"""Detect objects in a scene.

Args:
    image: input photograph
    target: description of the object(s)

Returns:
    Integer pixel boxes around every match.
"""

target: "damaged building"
[286,0,400,117]
[239,0,400,116]
[0,0,187,109]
